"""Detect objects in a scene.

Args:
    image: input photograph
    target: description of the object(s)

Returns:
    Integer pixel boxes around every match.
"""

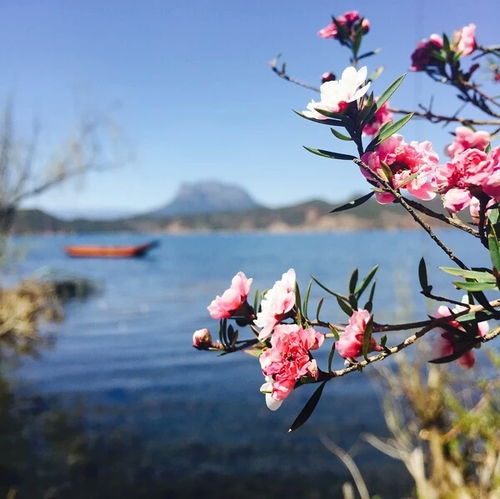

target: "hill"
[150,181,262,217]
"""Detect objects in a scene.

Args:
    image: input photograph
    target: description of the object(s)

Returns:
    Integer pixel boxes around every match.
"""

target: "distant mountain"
[150,181,262,218]
[11,194,452,234]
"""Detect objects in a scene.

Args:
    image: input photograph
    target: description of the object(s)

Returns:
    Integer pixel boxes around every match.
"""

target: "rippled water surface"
[1,230,485,498]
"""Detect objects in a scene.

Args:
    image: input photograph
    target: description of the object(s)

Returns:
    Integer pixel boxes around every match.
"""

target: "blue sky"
[0,0,498,216]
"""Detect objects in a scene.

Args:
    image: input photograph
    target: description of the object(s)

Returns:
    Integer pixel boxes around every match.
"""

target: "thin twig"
[389,107,500,126]
[402,197,480,238]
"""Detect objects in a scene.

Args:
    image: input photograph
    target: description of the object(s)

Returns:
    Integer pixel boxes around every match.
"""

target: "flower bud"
[321,72,336,83]
[192,328,214,349]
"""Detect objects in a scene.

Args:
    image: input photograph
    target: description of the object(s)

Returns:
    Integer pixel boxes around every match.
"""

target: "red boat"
[64,241,159,258]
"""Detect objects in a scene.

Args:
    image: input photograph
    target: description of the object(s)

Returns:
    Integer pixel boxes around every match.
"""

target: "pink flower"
[361,135,439,203]
[318,22,338,39]
[436,147,498,212]
[452,23,476,56]
[207,271,253,319]
[362,100,393,136]
[469,197,495,224]
[410,34,444,71]
[303,66,370,120]
[192,328,221,350]
[317,11,369,40]
[433,298,488,369]
[446,126,490,158]
[255,269,296,340]
[260,324,324,409]
[336,309,381,359]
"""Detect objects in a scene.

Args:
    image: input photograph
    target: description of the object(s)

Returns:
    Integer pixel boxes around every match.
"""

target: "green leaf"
[352,27,363,56]
[337,296,353,316]
[355,265,379,298]
[361,316,374,360]
[456,310,494,323]
[330,192,374,213]
[293,110,345,127]
[487,218,500,271]
[380,335,387,348]
[303,146,356,161]
[349,268,359,294]
[453,280,497,292]
[442,33,450,52]
[312,108,354,126]
[439,266,495,282]
[364,282,377,311]
[227,325,238,347]
[418,258,432,293]
[327,343,336,373]
[370,113,414,147]
[315,297,324,321]
[288,381,328,432]
[303,280,312,318]
[330,128,352,141]
[376,74,406,110]
[311,276,348,301]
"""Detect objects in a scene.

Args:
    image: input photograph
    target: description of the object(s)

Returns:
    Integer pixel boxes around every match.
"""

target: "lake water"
[0,230,488,498]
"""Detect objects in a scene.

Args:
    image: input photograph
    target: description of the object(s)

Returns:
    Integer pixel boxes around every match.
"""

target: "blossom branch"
[389,106,500,127]
[354,158,469,270]
[401,196,480,238]
[326,303,500,380]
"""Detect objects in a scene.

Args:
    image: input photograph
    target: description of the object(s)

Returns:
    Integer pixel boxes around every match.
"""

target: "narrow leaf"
[330,128,352,141]
[327,343,336,373]
[303,146,356,161]
[439,266,495,282]
[337,296,353,316]
[316,297,324,321]
[418,258,431,293]
[349,268,359,294]
[330,192,374,214]
[288,381,327,432]
[312,276,348,301]
[355,265,379,298]
[293,110,345,127]
[373,113,414,146]
[303,280,312,318]
[453,280,497,292]
[376,74,406,110]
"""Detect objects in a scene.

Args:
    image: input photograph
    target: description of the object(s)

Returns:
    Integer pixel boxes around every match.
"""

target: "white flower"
[302,66,371,120]
[255,268,296,341]
[260,376,283,411]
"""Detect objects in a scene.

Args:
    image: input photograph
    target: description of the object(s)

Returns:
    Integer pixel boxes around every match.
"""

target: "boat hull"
[64,241,158,258]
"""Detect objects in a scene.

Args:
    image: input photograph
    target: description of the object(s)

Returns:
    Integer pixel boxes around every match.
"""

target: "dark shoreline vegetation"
[13,196,453,234]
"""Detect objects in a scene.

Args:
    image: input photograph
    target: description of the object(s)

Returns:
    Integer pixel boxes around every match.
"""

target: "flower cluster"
[361,135,439,204]
[336,309,381,359]
[303,66,370,120]
[410,24,477,72]
[436,146,499,213]
[260,325,324,410]
[318,10,370,41]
